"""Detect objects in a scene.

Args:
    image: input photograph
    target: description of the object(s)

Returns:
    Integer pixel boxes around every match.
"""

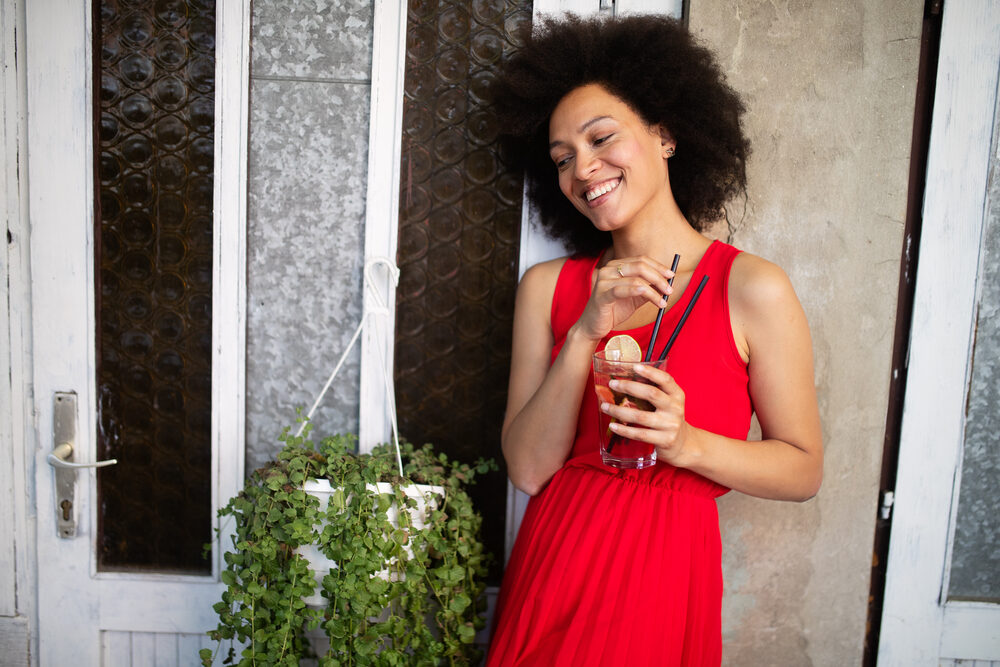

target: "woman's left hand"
[601,363,692,465]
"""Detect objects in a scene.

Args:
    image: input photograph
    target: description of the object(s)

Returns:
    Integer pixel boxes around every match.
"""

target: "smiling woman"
[493,14,750,257]
[547,85,676,234]
[485,14,822,666]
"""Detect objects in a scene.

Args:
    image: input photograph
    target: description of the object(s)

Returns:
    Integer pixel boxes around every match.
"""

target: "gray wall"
[691,2,923,664]
[243,0,924,663]
[246,0,374,470]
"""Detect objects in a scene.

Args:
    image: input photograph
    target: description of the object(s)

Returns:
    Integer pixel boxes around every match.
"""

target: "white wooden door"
[877,1,1000,664]
[26,1,248,664]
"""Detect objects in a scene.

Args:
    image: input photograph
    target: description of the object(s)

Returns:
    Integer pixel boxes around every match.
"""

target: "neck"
[607,209,710,271]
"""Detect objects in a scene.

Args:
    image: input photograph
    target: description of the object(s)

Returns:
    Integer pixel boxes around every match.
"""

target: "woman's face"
[548,84,674,233]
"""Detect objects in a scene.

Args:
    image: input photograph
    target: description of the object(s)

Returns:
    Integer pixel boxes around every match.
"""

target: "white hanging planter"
[297,478,445,607]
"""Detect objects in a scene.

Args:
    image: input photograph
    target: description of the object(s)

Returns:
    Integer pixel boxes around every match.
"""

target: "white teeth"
[586,179,619,201]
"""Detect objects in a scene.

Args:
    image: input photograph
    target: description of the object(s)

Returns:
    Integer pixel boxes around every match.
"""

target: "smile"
[585,178,621,202]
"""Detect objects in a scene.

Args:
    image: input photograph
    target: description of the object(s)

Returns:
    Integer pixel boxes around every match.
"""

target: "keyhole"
[60,499,72,521]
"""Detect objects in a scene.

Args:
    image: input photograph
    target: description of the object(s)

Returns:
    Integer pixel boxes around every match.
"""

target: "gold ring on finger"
[617,265,625,278]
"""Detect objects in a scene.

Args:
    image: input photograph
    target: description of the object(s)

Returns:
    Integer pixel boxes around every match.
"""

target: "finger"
[609,260,674,299]
[616,255,675,277]
[601,386,682,423]
[632,364,684,397]
[607,420,679,446]
[602,402,662,429]
[599,280,666,309]
[608,377,663,405]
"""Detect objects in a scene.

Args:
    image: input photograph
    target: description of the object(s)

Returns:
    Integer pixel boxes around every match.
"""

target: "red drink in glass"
[592,350,666,470]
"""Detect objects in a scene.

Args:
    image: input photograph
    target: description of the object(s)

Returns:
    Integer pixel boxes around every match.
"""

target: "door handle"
[49,392,117,538]
[47,442,118,469]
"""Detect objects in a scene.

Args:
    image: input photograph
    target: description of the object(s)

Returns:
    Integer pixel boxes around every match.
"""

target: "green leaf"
[458,622,477,643]
[449,593,471,614]
[205,422,495,665]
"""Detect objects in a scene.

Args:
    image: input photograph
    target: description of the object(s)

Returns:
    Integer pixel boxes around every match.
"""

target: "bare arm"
[503,256,675,495]
[602,254,823,501]
[501,260,596,496]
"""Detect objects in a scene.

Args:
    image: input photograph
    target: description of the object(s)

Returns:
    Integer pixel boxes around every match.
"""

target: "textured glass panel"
[95,0,215,573]
[948,133,1000,602]
[396,0,531,582]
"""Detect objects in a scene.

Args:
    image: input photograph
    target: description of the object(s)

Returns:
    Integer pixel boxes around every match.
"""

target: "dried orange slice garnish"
[603,334,642,362]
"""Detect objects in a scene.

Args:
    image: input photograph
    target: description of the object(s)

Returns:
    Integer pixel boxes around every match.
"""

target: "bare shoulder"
[519,255,569,289]
[515,256,570,313]
[729,251,800,312]
[728,251,809,357]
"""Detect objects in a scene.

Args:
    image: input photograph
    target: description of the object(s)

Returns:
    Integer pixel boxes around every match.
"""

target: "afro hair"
[491,13,750,255]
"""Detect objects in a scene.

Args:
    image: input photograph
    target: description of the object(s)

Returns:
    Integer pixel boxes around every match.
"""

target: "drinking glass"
[592,350,667,470]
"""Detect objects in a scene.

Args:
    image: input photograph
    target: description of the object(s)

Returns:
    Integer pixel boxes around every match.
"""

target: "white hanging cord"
[295,256,404,477]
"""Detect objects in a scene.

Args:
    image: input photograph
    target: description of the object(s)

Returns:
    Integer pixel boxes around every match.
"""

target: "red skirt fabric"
[486,452,723,666]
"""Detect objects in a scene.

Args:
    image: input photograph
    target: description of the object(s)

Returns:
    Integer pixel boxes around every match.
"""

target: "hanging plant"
[201,421,496,666]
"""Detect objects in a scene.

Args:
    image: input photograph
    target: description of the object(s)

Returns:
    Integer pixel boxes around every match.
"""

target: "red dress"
[487,241,752,666]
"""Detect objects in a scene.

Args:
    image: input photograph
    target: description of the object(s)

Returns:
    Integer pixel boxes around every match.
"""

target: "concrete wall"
[690,2,924,664]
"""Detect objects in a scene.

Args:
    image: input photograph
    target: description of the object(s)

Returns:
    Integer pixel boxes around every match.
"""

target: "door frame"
[2,0,33,661]
[23,0,249,661]
[877,0,1000,661]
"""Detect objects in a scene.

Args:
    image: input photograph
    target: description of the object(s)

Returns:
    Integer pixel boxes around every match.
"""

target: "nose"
[573,149,600,181]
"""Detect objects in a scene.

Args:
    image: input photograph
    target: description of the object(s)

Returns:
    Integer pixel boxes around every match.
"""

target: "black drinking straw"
[657,274,709,362]
[643,253,681,362]
[607,276,711,455]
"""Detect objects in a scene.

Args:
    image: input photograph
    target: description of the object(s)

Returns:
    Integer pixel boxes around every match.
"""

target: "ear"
[656,125,676,157]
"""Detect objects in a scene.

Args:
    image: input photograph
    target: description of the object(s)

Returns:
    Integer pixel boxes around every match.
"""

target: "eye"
[554,154,573,170]
[593,133,613,146]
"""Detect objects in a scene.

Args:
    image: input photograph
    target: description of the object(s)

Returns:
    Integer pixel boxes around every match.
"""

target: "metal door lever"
[49,392,117,538]
[47,442,117,469]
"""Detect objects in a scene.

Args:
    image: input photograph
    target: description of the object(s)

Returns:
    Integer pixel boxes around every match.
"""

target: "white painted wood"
[615,0,684,16]
[2,0,35,657]
[95,580,230,633]
[877,1,1000,664]
[27,0,251,663]
[131,632,156,666]
[27,0,101,660]
[0,0,21,620]
[98,630,214,667]
[940,603,1000,660]
[533,0,598,16]
[212,0,251,577]
[102,631,131,667]
[177,633,210,664]
[360,0,409,454]
[532,0,684,19]
[153,632,177,667]
[0,617,29,667]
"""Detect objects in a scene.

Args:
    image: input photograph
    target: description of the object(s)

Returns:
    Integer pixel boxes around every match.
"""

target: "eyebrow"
[549,115,613,149]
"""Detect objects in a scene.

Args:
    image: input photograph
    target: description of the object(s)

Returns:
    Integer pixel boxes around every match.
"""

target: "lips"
[584,178,621,202]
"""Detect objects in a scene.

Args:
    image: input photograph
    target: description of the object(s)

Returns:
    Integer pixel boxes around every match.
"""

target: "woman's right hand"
[575,255,676,341]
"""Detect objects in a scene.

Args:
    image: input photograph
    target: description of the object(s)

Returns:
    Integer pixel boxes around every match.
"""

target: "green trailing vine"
[202,421,496,666]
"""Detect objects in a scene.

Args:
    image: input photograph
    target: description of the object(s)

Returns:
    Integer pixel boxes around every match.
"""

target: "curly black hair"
[491,14,750,256]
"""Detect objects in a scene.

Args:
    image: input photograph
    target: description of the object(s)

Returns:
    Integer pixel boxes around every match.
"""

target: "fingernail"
[600,402,609,412]
[609,380,618,389]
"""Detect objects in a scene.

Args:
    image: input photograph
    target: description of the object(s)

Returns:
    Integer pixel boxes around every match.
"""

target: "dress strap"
[550,254,600,343]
